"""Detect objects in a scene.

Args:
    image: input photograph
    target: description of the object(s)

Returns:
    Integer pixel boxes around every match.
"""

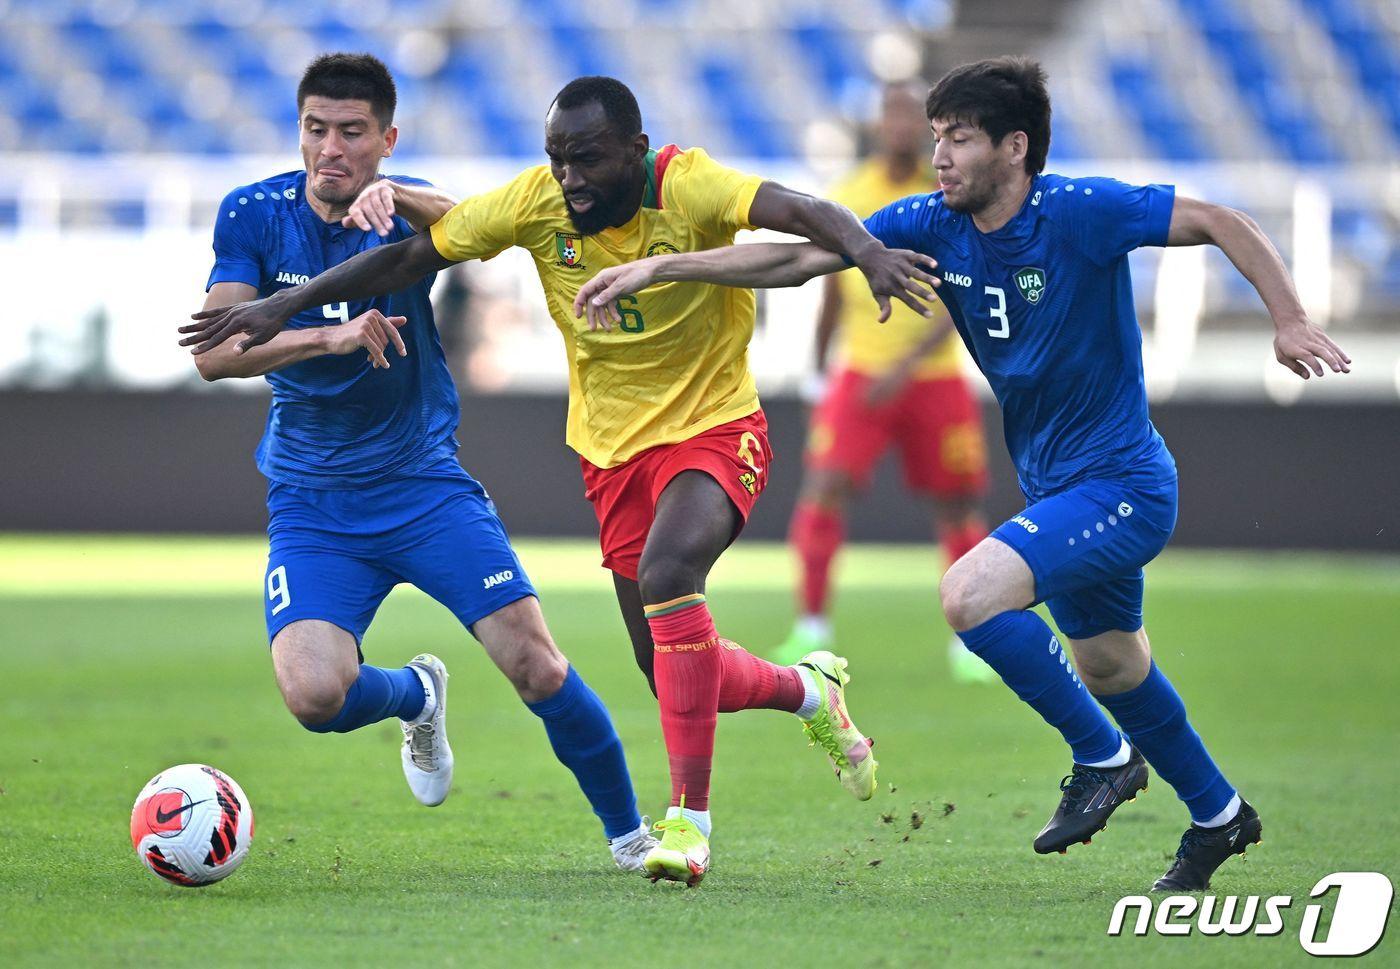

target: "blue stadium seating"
[1302,0,1400,140]
[1107,56,1206,162]
[1175,0,1339,164]
[0,0,1395,168]
[0,0,1395,304]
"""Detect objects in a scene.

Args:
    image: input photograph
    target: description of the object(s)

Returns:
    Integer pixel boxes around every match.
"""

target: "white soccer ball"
[129,764,254,887]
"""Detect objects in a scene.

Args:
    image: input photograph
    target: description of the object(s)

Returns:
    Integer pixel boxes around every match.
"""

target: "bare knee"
[1070,630,1151,694]
[499,635,568,703]
[1072,649,1124,685]
[270,620,359,726]
[939,560,995,631]
[938,539,1034,632]
[637,551,701,605]
[281,676,350,726]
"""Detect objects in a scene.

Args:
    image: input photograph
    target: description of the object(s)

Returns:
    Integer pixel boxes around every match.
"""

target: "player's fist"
[343,179,398,236]
[324,309,408,368]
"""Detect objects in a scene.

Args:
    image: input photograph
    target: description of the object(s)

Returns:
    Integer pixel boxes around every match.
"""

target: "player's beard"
[564,185,633,236]
[941,176,998,216]
[311,178,363,210]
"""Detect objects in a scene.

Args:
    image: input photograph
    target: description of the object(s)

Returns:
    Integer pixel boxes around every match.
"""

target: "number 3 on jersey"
[985,286,1010,339]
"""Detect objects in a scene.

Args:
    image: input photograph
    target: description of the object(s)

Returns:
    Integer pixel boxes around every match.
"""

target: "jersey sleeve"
[661,148,764,235]
[861,195,928,252]
[205,187,265,291]
[1055,178,1175,266]
[428,171,529,263]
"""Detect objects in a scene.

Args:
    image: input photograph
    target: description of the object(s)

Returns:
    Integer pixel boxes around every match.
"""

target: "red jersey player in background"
[772,83,995,684]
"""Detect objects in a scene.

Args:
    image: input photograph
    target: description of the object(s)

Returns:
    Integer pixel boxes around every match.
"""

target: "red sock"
[646,594,721,810]
[941,517,986,569]
[716,640,807,713]
[789,501,845,616]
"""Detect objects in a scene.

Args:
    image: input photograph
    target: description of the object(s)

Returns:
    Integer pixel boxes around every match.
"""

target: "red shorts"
[808,368,988,497]
[580,411,773,580]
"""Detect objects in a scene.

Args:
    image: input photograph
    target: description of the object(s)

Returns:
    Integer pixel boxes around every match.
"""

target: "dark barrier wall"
[2,389,1397,552]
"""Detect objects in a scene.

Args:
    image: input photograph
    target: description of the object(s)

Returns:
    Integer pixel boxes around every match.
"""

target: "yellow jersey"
[829,160,962,380]
[430,146,764,468]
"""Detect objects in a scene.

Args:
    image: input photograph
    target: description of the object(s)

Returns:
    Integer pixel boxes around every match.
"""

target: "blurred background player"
[178,75,937,887]
[775,82,993,684]
[190,54,654,872]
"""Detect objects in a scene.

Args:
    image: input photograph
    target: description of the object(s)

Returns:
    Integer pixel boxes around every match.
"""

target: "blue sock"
[959,610,1122,764]
[526,666,641,839]
[1095,661,1235,823]
[300,664,426,734]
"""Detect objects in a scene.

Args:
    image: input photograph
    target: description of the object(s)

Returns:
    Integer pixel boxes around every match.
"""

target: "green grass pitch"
[1,536,1397,967]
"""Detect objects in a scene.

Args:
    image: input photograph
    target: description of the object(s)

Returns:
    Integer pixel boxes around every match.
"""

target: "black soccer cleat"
[1033,746,1149,855]
[1152,799,1262,892]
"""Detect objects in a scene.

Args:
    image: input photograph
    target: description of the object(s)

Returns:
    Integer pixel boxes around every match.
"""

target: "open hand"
[1273,317,1351,379]
[179,296,292,354]
[572,259,660,331]
[852,247,941,322]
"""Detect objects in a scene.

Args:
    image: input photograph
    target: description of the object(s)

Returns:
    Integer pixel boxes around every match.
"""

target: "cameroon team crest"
[647,241,680,257]
[555,232,585,268]
[1014,266,1046,304]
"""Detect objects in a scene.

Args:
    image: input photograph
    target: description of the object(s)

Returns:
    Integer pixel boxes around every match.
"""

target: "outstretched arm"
[341,179,459,235]
[190,282,409,378]
[748,181,936,322]
[179,231,454,354]
[573,242,938,331]
[1167,196,1350,379]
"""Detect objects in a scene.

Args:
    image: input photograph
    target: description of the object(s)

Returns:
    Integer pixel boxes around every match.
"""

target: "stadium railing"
[1,153,1397,404]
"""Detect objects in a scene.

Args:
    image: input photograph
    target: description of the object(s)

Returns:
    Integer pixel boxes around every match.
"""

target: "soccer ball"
[130,764,254,887]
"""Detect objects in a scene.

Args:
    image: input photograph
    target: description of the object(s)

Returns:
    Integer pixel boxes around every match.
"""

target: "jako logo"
[276,271,310,285]
[483,570,514,589]
[942,271,972,288]
[1108,871,1393,957]
[1010,514,1039,534]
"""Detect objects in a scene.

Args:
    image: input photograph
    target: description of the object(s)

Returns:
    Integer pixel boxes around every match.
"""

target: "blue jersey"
[864,173,1177,500]
[206,170,460,489]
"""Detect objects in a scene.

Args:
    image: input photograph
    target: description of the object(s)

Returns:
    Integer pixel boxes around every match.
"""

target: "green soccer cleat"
[797,650,878,800]
[643,814,710,887]
[769,621,832,666]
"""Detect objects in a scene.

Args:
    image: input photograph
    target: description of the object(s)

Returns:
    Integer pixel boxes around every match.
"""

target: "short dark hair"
[550,76,643,139]
[297,53,397,129]
[925,57,1051,175]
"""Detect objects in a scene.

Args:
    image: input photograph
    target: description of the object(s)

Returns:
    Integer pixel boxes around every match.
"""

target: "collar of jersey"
[593,148,660,244]
[977,173,1046,246]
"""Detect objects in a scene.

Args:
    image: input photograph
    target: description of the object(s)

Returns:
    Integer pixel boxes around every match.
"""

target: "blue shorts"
[263,465,536,648]
[991,466,1178,640]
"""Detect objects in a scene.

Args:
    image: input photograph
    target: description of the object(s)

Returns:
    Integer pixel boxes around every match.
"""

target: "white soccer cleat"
[608,818,658,873]
[401,654,453,807]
